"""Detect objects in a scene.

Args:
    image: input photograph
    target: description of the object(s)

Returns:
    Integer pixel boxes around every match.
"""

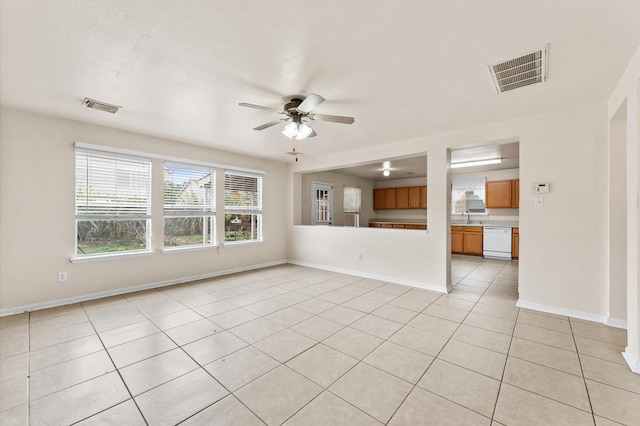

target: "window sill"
[70,250,154,263]
[162,245,218,254]
[223,240,264,247]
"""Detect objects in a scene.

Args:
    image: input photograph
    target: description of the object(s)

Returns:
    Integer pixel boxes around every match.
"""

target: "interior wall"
[289,102,610,319]
[299,171,375,226]
[609,101,628,324]
[0,108,289,312]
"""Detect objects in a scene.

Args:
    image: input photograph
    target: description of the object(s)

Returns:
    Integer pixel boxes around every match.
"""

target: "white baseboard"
[516,299,609,325]
[622,347,640,374]
[0,259,287,317]
[605,318,628,329]
[287,259,448,294]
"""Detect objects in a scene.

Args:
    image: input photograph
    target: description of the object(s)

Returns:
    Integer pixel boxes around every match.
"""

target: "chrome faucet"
[464,209,471,224]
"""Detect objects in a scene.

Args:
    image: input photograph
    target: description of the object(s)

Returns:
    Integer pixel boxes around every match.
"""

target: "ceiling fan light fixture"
[296,122,313,140]
[282,122,299,138]
[383,169,390,177]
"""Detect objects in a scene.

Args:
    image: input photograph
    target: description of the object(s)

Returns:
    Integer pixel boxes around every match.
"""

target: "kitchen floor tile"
[135,368,228,426]
[586,379,640,426]
[205,345,279,391]
[182,330,248,365]
[4,261,639,425]
[494,383,593,425]
[389,386,490,426]
[29,372,129,426]
[234,365,322,426]
[253,329,316,362]
[286,343,358,388]
[180,395,264,426]
[283,391,383,426]
[502,357,591,411]
[119,348,199,395]
[438,339,507,380]
[323,327,383,360]
[364,341,433,384]
[290,315,344,341]
[418,359,500,418]
[329,363,413,424]
[75,399,146,425]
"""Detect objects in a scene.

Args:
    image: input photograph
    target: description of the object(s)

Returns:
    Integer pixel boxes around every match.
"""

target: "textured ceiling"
[1,1,638,162]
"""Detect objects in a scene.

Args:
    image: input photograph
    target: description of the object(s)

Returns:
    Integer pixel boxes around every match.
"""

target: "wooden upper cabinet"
[374,188,386,210]
[511,179,519,208]
[385,188,397,209]
[373,185,427,210]
[408,186,421,208]
[485,180,512,208]
[396,187,409,209]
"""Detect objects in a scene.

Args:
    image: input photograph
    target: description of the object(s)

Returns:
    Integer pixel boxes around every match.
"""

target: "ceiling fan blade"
[310,113,355,124]
[253,118,289,130]
[308,129,318,138]
[296,93,325,113]
[239,102,283,113]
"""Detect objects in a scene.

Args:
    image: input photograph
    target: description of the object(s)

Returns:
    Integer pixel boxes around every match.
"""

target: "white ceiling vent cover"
[489,46,547,93]
[82,98,121,114]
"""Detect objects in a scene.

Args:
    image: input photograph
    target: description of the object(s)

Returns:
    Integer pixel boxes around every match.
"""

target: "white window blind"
[75,148,151,256]
[164,163,215,217]
[452,177,486,214]
[343,187,361,213]
[224,170,262,242]
[224,171,262,213]
[75,149,151,219]
[163,163,216,248]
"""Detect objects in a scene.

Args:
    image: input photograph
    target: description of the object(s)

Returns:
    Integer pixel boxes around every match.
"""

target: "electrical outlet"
[58,272,67,282]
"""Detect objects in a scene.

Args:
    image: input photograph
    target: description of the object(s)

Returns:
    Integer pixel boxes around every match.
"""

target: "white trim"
[516,299,607,324]
[287,259,447,294]
[622,347,640,374]
[223,240,265,247]
[74,142,265,176]
[0,259,287,317]
[71,250,155,263]
[605,318,628,329]
[162,245,218,254]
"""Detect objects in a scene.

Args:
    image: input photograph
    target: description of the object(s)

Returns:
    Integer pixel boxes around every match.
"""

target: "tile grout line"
[568,317,598,425]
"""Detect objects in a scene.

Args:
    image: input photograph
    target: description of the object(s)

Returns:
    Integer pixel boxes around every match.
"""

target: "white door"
[312,182,333,225]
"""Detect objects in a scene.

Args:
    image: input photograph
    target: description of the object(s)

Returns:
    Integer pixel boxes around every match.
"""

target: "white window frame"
[163,162,216,250]
[224,170,263,244]
[74,148,152,258]
[312,181,333,226]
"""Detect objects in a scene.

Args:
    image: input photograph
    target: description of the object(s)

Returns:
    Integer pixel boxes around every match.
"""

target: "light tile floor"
[1,257,639,425]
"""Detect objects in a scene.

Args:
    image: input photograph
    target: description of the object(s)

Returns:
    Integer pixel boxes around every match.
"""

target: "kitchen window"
[164,163,216,249]
[452,177,486,214]
[75,148,152,257]
[224,170,262,243]
[343,186,361,227]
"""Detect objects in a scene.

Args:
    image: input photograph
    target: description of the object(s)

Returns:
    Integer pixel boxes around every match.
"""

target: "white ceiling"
[1,1,638,162]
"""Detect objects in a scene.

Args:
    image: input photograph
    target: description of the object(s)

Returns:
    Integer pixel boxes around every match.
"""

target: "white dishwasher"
[483,227,512,260]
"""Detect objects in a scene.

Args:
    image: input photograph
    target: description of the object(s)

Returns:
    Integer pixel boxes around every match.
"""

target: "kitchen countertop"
[451,221,519,228]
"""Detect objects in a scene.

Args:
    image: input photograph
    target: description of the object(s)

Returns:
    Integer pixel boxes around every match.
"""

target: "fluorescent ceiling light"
[451,158,502,169]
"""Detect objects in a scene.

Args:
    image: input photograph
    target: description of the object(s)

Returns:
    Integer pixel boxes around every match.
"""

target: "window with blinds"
[164,163,216,248]
[343,186,361,227]
[224,171,262,242]
[75,149,152,256]
[452,177,487,214]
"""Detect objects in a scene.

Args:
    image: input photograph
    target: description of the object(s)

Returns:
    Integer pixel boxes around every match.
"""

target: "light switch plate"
[534,196,544,208]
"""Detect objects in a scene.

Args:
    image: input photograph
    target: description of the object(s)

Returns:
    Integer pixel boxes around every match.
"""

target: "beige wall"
[0,108,289,312]
[289,102,611,320]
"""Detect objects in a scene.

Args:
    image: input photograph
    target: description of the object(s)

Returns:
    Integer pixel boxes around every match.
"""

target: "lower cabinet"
[451,226,483,256]
[369,223,427,230]
[512,227,519,259]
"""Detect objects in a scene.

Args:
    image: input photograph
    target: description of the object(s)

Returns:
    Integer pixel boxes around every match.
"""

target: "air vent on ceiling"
[489,46,547,93]
[82,97,121,114]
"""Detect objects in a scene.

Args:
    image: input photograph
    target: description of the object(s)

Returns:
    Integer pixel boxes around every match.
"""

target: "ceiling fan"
[239,93,355,140]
